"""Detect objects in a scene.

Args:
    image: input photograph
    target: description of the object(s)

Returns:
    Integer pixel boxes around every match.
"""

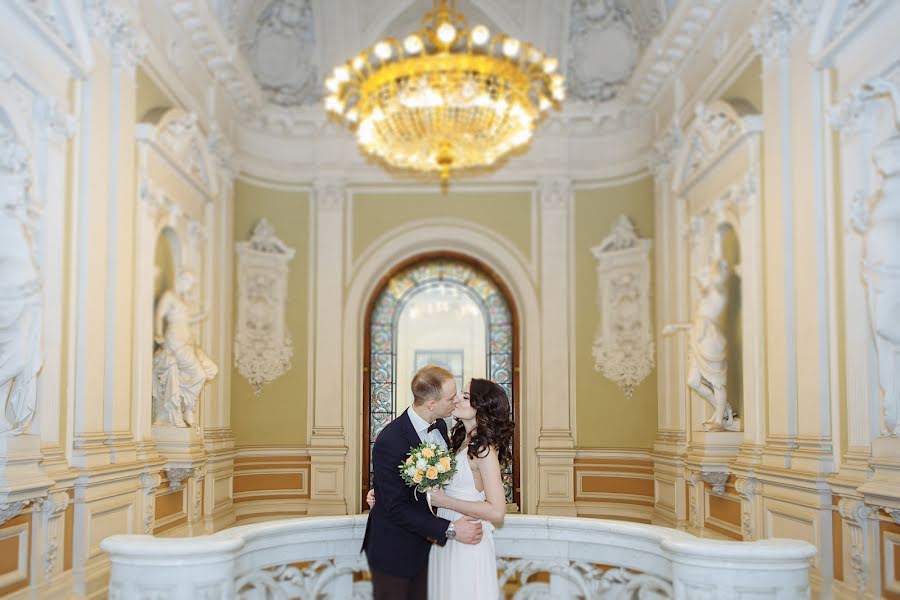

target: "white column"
[535,176,576,516]
[650,126,689,527]
[307,177,348,515]
[757,30,800,471]
[33,97,76,472]
[70,51,112,469]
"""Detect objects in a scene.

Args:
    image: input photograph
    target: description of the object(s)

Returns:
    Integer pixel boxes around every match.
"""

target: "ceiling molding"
[623,0,727,107]
[169,0,263,112]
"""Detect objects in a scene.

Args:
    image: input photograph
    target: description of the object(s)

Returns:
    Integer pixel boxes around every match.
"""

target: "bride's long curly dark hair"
[450,378,514,466]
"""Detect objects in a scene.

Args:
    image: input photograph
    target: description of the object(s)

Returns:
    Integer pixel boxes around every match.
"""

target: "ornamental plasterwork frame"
[590,215,653,399]
[134,107,220,446]
[567,0,642,103]
[670,99,764,435]
[241,0,319,107]
[235,218,296,396]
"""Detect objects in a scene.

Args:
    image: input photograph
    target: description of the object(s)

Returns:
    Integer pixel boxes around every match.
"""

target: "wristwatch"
[445,522,456,541]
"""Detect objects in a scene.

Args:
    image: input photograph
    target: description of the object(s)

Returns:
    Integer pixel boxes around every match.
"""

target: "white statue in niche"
[664,232,737,432]
[853,136,900,435]
[152,271,218,428]
[0,180,42,435]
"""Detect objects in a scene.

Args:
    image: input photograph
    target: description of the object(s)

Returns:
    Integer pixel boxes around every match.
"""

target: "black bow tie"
[427,419,446,434]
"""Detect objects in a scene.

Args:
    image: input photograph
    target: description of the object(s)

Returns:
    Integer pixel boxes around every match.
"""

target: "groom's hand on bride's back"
[453,517,483,545]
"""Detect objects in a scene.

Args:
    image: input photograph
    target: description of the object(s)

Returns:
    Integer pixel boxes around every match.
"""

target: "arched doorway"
[362,253,519,511]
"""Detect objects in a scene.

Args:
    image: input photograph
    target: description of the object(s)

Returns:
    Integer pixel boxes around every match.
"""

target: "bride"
[427,378,513,599]
[366,378,513,599]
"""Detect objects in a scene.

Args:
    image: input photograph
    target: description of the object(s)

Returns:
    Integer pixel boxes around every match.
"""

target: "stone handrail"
[101,514,815,599]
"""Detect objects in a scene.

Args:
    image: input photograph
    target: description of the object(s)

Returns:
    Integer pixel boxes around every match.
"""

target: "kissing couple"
[361,365,514,599]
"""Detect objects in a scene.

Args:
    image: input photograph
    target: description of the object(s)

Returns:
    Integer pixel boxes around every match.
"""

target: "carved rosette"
[235,219,296,396]
[591,216,654,399]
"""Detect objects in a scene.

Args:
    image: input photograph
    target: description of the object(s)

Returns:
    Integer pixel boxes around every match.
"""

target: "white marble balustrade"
[101,515,815,599]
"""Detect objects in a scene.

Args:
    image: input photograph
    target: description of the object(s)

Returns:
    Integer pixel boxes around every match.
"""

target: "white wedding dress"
[428,448,499,600]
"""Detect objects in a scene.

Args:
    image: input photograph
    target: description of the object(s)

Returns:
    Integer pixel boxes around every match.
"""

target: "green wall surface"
[232,180,309,446]
[351,190,532,264]
[574,178,658,449]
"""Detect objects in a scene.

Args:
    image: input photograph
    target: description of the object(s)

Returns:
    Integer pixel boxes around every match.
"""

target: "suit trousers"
[371,561,428,600]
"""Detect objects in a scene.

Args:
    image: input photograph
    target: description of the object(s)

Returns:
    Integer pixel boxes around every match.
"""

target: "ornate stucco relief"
[591,215,654,399]
[235,218,296,396]
[242,0,318,107]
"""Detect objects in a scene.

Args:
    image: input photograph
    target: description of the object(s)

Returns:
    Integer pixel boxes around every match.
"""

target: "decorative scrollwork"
[234,219,296,396]
[236,558,371,599]
[700,471,729,495]
[166,467,193,491]
[591,216,654,399]
[496,557,672,599]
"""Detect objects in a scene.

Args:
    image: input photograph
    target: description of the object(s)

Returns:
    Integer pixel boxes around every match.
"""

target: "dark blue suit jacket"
[362,411,451,577]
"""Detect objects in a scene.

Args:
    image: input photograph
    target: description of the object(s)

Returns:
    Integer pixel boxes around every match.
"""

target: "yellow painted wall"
[351,189,532,264]
[136,67,173,120]
[231,180,309,446]
[574,177,657,448]
[723,56,762,112]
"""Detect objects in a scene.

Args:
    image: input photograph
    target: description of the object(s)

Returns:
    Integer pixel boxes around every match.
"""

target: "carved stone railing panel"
[102,515,816,599]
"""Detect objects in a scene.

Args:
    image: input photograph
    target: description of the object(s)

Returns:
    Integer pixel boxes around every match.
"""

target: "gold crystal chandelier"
[324,0,565,187]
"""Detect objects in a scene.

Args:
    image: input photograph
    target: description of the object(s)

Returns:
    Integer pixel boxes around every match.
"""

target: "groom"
[362,365,483,600]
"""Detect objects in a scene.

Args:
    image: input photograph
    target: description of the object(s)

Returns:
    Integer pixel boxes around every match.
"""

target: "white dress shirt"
[406,407,448,448]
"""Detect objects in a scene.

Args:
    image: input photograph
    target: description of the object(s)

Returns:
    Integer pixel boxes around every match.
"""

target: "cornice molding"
[623,0,727,106]
[169,0,262,112]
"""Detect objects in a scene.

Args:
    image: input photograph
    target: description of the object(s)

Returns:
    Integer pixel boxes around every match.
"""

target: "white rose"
[406,466,416,477]
[436,463,446,473]
[429,444,436,450]
[416,458,427,469]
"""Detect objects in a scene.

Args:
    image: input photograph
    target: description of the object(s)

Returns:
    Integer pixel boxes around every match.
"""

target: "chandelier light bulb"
[325,77,339,93]
[404,34,424,54]
[502,38,520,58]
[352,55,366,70]
[471,25,490,46]
[374,41,392,61]
[542,57,558,74]
[334,66,350,82]
[436,22,457,45]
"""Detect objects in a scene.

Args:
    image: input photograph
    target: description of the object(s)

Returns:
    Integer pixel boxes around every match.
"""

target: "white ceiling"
[205,0,677,110]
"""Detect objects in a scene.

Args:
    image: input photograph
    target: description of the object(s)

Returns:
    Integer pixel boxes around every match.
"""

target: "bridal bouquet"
[398,442,457,501]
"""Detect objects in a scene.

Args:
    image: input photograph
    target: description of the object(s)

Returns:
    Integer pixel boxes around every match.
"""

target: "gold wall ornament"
[324,0,564,189]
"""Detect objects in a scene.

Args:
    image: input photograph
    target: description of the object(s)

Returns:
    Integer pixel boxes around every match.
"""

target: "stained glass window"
[365,257,517,508]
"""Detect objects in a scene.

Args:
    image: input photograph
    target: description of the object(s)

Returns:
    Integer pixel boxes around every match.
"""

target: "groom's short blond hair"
[411,365,454,406]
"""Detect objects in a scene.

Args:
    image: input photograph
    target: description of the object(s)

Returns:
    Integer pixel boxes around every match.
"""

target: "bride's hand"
[366,489,375,509]
[429,489,448,507]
